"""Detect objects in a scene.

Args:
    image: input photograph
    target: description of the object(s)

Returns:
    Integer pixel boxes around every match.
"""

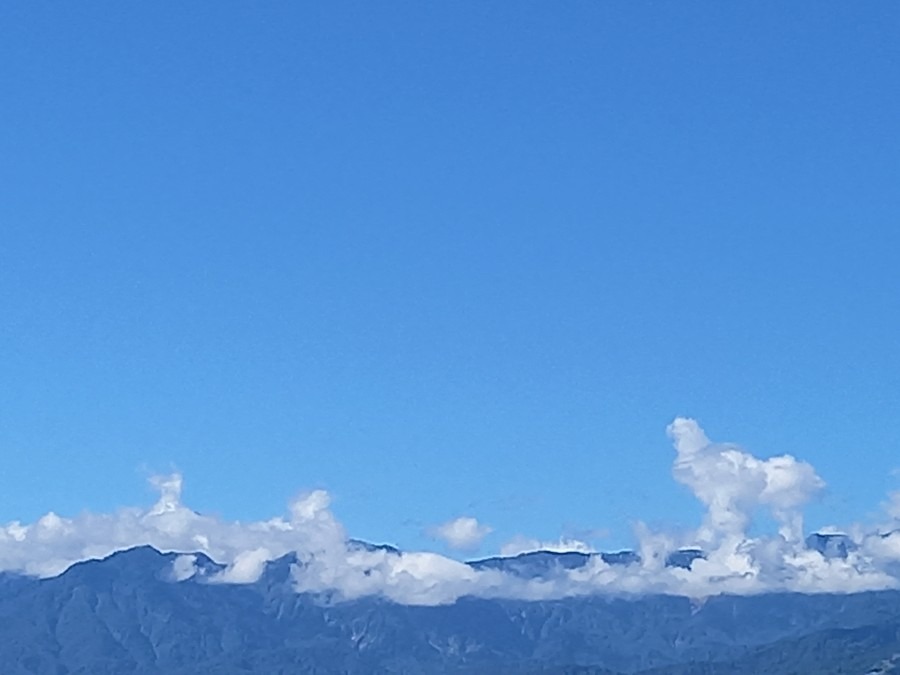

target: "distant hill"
[0,545,897,674]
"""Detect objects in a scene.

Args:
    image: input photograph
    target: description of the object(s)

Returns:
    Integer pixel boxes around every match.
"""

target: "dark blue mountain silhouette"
[805,532,856,559]
[468,547,705,577]
[0,542,896,674]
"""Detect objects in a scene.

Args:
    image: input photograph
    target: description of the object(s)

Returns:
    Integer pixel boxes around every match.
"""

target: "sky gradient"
[2,2,899,556]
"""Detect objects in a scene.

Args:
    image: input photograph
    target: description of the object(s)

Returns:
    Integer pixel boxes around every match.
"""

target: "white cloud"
[429,517,492,551]
[499,536,594,557]
[171,554,198,581]
[2,419,900,603]
[217,547,273,584]
[667,417,824,544]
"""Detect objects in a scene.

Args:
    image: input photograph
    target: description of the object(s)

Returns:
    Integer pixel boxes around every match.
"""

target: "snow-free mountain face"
[805,532,856,559]
[468,548,707,578]
[1,545,900,675]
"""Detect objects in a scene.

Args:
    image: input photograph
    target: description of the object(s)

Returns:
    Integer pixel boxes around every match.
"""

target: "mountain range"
[0,538,897,674]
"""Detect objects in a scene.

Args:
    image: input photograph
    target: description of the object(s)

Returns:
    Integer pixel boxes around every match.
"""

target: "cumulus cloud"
[2,419,900,603]
[0,475,301,578]
[429,517,492,551]
[667,417,824,544]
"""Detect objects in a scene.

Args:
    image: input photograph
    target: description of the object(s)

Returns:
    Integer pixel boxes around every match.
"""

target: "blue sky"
[2,2,899,555]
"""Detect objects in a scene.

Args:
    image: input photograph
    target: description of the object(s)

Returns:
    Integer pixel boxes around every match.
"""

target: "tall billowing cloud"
[667,417,824,544]
[2,419,900,604]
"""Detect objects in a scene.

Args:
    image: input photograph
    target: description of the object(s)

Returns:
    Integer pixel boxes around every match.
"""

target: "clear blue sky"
[2,2,899,553]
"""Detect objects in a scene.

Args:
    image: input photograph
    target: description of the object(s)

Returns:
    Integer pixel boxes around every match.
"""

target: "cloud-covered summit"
[3,418,900,605]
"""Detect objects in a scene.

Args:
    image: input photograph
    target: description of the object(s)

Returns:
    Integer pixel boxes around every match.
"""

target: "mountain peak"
[805,532,856,559]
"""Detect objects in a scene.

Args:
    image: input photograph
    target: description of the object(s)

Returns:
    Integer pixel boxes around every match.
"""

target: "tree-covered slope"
[1,546,900,674]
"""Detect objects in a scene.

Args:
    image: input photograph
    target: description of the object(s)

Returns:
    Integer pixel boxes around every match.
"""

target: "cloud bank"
[3,418,900,605]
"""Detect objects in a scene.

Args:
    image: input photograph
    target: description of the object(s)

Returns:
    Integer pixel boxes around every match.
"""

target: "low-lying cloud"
[499,536,595,557]
[3,418,900,605]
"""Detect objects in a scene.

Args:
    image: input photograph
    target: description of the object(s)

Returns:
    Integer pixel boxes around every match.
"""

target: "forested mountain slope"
[0,546,898,674]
